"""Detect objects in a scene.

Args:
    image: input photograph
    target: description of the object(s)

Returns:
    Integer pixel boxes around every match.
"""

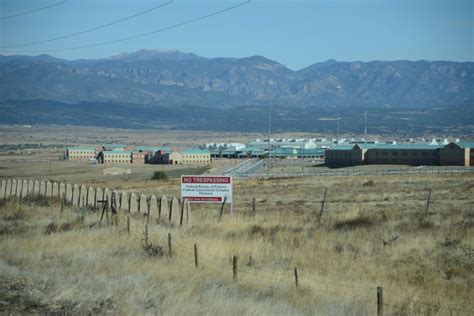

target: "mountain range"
[1,49,473,108]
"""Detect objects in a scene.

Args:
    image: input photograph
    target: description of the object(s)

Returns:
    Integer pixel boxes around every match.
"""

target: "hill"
[1,49,473,108]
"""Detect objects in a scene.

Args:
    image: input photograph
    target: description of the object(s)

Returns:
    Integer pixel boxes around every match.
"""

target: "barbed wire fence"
[1,179,473,315]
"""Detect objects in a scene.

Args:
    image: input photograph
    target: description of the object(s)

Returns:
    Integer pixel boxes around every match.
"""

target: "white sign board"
[181,175,232,204]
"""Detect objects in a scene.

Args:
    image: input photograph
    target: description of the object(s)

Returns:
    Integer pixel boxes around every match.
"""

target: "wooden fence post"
[219,196,227,222]
[168,199,173,223]
[294,268,298,288]
[180,199,185,226]
[77,185,82,207]
[60,193,65,217]
[168,233,172,257]
[127,213,130,236]
[105,196,110,224]
[81,196,86,222]
[185,200,190,225]
[137,195,141,214]
[144,223,148,244]
[319,188,328,223]
[94,187,98,210]
[194,244,198,268]
[233,255,237,280]
[146,197,150,225]
[424,188,432,217]
[377,286,383,316]
[252,197,256,216]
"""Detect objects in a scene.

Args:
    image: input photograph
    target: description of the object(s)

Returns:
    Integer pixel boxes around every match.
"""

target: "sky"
[0,0,472,70]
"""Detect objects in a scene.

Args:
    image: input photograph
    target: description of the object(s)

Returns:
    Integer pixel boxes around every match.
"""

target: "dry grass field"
[1,126,473,315]
[1,172,473,315]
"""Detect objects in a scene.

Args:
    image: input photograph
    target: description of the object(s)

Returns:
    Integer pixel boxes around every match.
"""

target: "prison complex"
[66,139,474,167]
[66,145,211,165]
[325,141,474,167]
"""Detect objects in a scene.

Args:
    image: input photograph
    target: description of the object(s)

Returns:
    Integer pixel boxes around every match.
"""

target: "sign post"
[181,175,233,214]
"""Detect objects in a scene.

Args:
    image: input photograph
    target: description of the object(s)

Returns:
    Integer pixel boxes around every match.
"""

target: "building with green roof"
[237,146,266,158]
[365,144,440,166]
[326,143,442,167]
[440,141,474,166]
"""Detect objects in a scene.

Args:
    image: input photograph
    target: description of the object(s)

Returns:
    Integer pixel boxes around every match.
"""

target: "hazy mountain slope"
[0,50,472,107]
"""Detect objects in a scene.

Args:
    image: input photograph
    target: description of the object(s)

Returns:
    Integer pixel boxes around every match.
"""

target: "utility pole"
[268,103,272,170]
[364,107,368,139]
[300,144,304,173]
[336,105,340,142]
[49,147,52,176]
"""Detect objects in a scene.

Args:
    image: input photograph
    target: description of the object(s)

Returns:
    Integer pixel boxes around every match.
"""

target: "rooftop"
[181,148,210,154]
[67,147,96,151]
[454,141,474,149]
[328,143,442,151]
[136,146,172,152]
[103,150,133,155]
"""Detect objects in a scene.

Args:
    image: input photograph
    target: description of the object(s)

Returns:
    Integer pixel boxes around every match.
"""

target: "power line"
[3,0,252,53]
[0,0,66,20]
[0,0,174,49]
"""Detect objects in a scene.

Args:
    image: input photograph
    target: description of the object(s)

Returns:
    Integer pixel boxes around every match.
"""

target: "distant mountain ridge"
[0,49,473,108]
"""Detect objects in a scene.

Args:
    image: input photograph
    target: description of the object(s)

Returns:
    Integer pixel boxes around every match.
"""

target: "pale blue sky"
[1,0,472,70]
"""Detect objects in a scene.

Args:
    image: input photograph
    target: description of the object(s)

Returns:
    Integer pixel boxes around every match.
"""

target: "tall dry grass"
[1,173,473,315]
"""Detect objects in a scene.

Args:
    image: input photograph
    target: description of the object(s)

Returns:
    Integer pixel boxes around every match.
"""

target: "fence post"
[137,195,141,215]
[146,198,150,225]
[218,196,227,222]
[377,286,383,316]
[252,197,256,216]
[319,188,328,223]
[60,192,65,217]
[81,196,86,222]
[180,198,185,226]
[194,244,198,268]
[144,223,148,244]
[168,233,172,257]
[105,196,110,225]
[127,213,130,236]
[424,188,432,217]
[94,187,98,210]
[77,185,82,207]
[294,268,298,288]
[233,255,237,280]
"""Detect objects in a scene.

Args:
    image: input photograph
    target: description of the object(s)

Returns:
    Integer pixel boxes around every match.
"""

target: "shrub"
[333,215,375,230]
[150,171,168,181]
[363,180,375,187]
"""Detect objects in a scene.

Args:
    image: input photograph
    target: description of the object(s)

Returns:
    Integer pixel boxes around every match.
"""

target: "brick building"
[66,147,96,161]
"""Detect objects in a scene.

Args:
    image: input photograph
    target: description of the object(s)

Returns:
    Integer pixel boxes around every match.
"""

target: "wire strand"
[0,0,66,20]
[3,0,252,53]
[0,0,174,49]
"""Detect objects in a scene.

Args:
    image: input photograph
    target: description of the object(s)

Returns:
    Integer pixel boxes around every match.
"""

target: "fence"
[111,208,473,316]
[236,166,474,179]
[224,159,264,176]
[1,177,473,315]
[0,178,188,226]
